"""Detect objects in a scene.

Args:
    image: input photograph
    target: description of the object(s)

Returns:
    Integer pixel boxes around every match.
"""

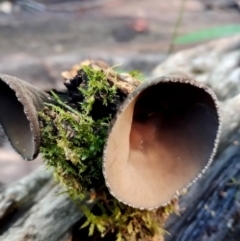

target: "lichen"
[39,63,178,241]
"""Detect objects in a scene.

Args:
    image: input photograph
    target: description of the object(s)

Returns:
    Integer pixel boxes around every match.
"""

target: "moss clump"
[40,65,121,193]
[39,63,177,241]
[80,196,178,241]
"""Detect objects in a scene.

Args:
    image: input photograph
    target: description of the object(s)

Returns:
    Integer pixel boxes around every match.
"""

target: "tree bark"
[0,167,83,241]
[165,131,240,241]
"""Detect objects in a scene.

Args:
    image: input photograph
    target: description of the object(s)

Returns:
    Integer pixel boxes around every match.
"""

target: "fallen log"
[1,35,240,241]
[165,130,240,241]
[0,167,83,241]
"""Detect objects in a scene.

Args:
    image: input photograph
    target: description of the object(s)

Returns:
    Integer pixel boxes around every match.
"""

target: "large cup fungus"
[103,76,221,209]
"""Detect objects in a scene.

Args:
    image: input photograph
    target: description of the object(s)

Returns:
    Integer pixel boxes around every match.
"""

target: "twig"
[167,0,187,54]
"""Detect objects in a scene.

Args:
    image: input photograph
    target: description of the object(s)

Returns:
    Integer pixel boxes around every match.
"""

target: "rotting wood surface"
[166,131,240,241]
[0,167,82,241]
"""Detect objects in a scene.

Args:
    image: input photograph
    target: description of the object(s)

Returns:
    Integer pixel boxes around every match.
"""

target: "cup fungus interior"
[104,80,219,209]
[0,79,34,160]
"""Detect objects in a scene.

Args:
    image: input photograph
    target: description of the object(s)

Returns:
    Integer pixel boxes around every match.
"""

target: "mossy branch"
[39,62,178,241]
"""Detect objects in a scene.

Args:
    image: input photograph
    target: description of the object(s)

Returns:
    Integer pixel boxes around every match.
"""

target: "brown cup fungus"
[103,76,221,209]
[0,74,51,160]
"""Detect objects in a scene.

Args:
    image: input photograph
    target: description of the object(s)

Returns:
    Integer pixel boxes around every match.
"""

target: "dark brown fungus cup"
[0,74,52,160]
[103,76,221,210]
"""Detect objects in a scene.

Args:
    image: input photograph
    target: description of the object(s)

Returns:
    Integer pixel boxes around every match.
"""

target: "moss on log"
[39,61,177,241]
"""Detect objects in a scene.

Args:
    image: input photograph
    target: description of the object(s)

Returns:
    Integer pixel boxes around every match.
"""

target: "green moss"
[128,70,145,81]
[80,196,177,241]
[39,64,177,241]
[40,65,116,193]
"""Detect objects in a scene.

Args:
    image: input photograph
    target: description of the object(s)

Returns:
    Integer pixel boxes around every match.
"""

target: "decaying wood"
[219,95,240,151]
[0,167,83,241]
[0,167,51,223]
[0,184,83,241]
[165,131,240,241]
[1,35,240,241]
